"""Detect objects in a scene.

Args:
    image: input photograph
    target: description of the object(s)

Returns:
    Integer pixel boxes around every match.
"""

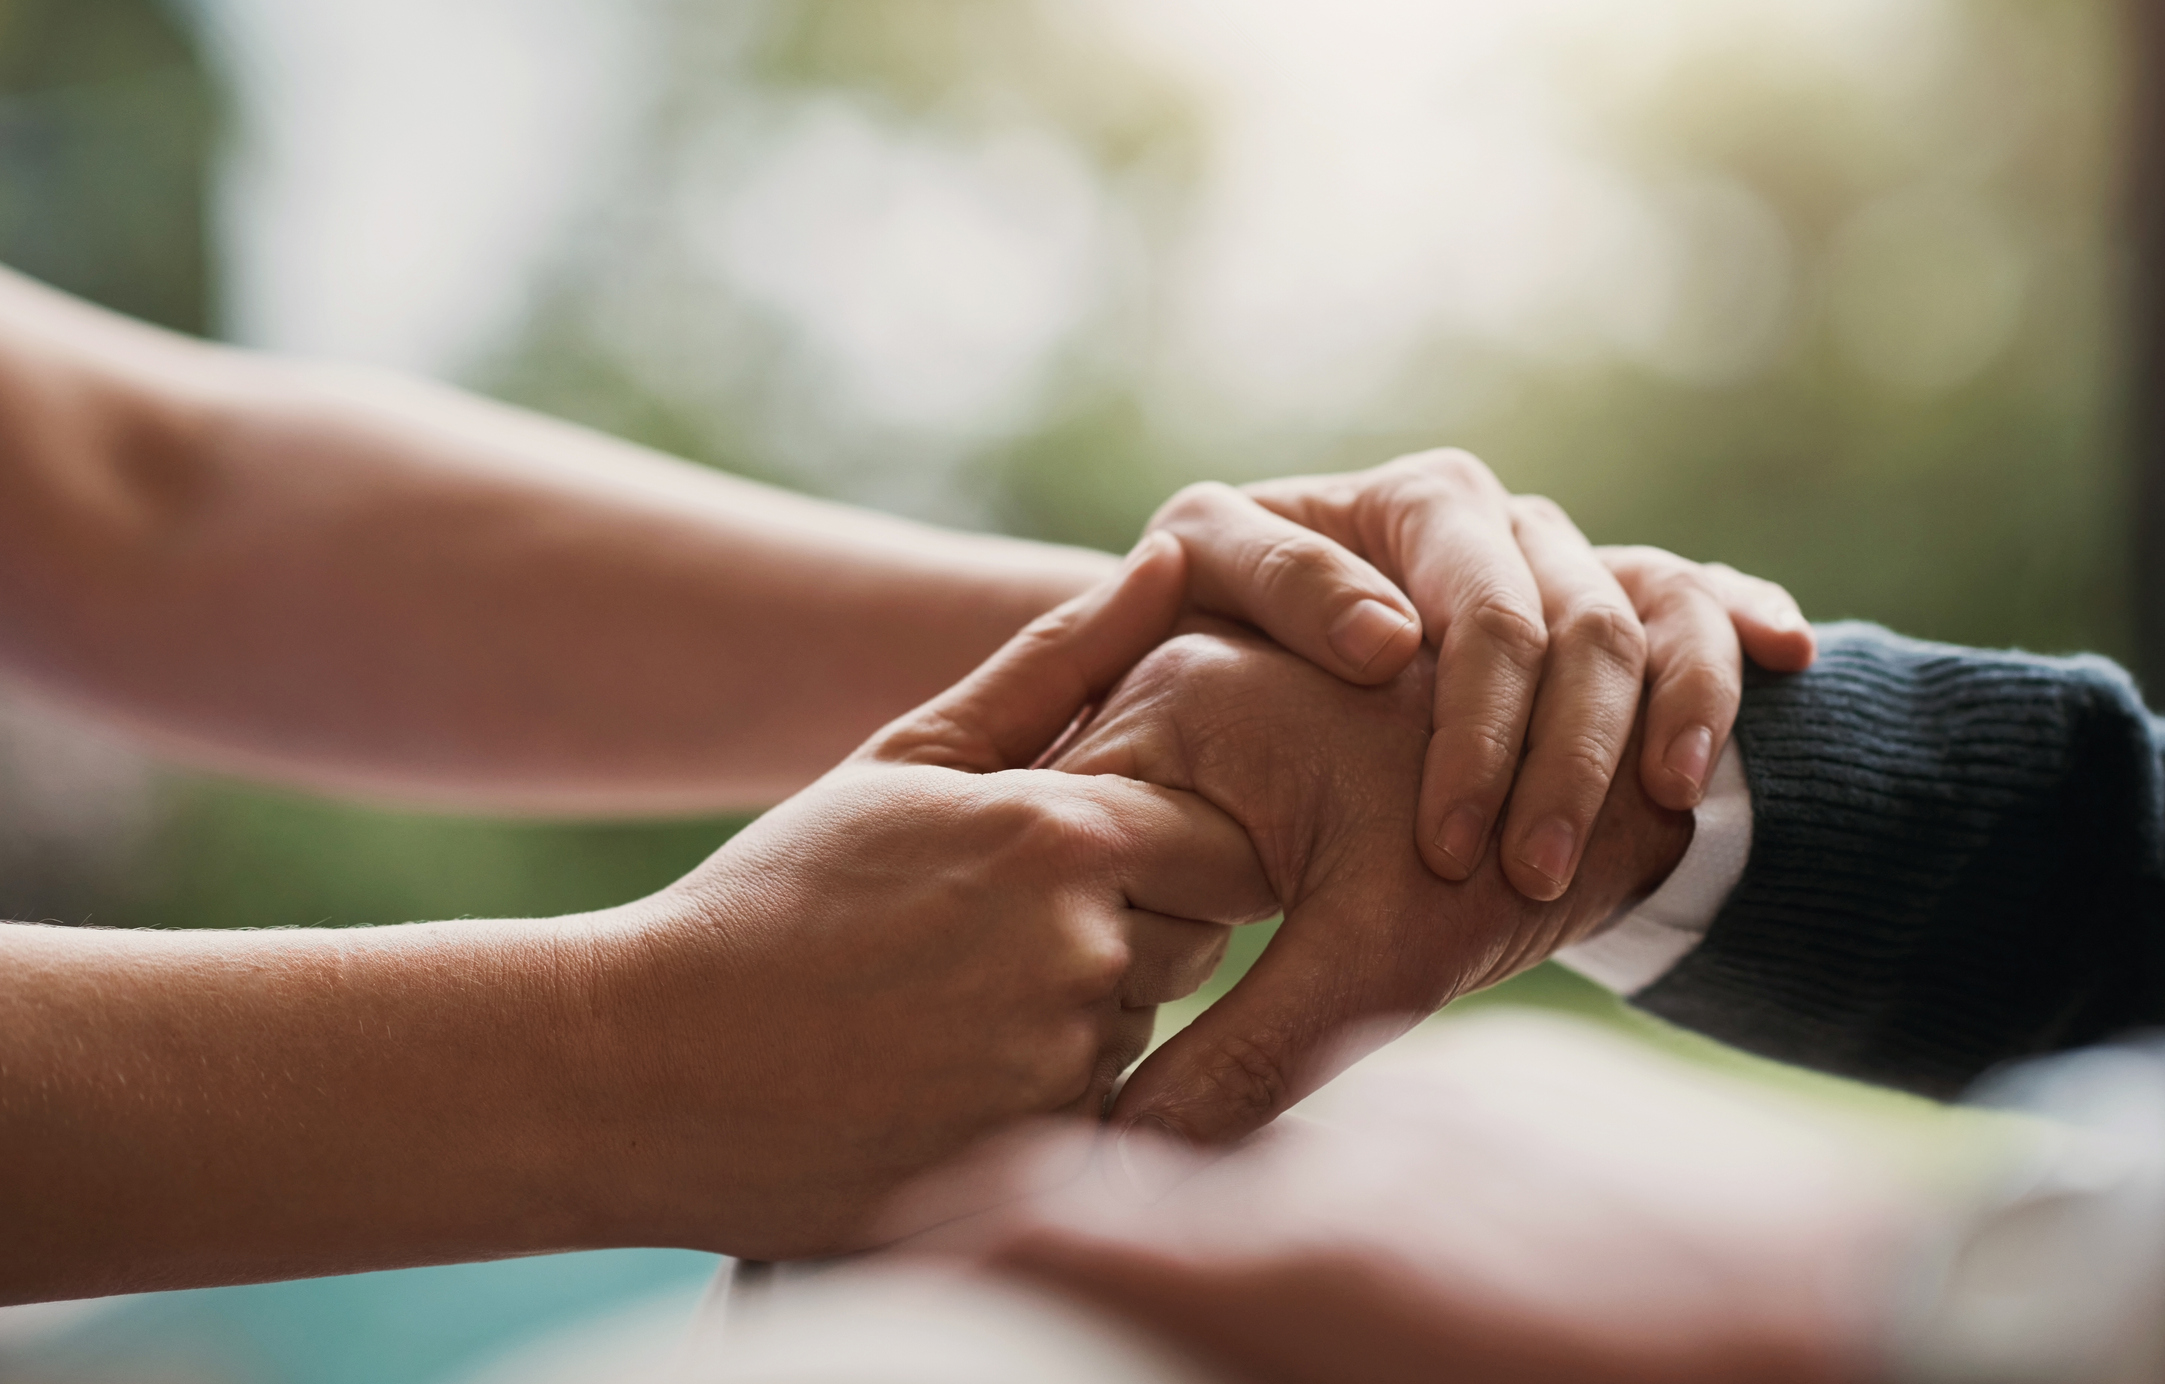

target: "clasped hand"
[1050,615,1693,1142]
[594,450,1809,1257]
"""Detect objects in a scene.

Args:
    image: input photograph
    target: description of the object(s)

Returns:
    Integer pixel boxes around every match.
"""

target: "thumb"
[864,531,1187,773]
[1109,910,1427,1144]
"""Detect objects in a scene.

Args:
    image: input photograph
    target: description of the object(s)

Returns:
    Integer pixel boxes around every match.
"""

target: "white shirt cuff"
[1552,738,1751,996]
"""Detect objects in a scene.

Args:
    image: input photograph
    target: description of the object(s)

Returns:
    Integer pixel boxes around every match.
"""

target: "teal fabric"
[12,1249,721,1384]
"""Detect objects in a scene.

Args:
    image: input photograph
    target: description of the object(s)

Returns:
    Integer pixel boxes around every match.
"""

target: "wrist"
[278,911,669,1262]
[0,917,651,1300]
[555,884,768,1250]
[529,899,690,1249]
[331,915,640,1260]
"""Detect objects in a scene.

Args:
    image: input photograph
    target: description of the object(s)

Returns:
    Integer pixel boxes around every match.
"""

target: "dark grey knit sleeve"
[1633,622,2165,1098]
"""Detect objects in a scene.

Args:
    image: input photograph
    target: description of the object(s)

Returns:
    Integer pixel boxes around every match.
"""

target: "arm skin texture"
[0,266,1114,813]
[1638,621,2165,1097]
[0,916,626,1297]
[1049,619,1695,1141]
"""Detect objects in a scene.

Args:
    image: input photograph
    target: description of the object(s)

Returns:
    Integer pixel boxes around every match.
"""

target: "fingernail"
[1664,724,1713,799]
[1433,805,1486,876]
[1326,599,1413,674]
[1518,818,1577,896]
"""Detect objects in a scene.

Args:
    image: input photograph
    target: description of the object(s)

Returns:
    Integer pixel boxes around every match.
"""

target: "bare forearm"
[0,916,645,1302]
[0,268,1116,812]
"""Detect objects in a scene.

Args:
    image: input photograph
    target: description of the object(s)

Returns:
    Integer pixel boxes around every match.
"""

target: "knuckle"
[1431,715,1523,785]
[1437,719,1524,797]
[1357,450,1501,557]
[1664,657,1740,709]
[1058,926,1130,1000]
[1542,729,1624,790]
[1135,929,1230,1006]
[1111,631,1316,757]
[1195,1033,1291,1123]
[1132,629,1255,694]
[1553,602,1648,672]
[1248,530,1344,597]
[1005,608,1088,669]
[1010,795,1122,871]
[1462,592,1548,666]
[1467,718,1522,769]
[1640,580,1717,632]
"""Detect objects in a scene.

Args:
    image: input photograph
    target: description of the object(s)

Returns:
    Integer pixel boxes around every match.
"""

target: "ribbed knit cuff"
[1634,623,2165,1098]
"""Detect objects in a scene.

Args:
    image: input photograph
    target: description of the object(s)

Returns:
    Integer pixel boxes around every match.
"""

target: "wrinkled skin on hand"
[1148,451,1815,902]
[1051,619,1692,1143]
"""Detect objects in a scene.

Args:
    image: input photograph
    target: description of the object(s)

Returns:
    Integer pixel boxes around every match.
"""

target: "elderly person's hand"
[1048,618,1691,1142]
[1155,451,1813,902]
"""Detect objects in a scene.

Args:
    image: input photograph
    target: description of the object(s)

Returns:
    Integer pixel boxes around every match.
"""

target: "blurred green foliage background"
[0,0,2131,946]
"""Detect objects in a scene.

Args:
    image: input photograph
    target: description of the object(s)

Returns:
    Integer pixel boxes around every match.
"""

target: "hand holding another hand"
[1154,449,1813,901]
[582,537,1273,1259]
[574,459,1817,1251]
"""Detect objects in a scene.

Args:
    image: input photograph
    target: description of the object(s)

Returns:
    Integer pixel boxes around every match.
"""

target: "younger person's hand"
[583,536,1274,1259]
